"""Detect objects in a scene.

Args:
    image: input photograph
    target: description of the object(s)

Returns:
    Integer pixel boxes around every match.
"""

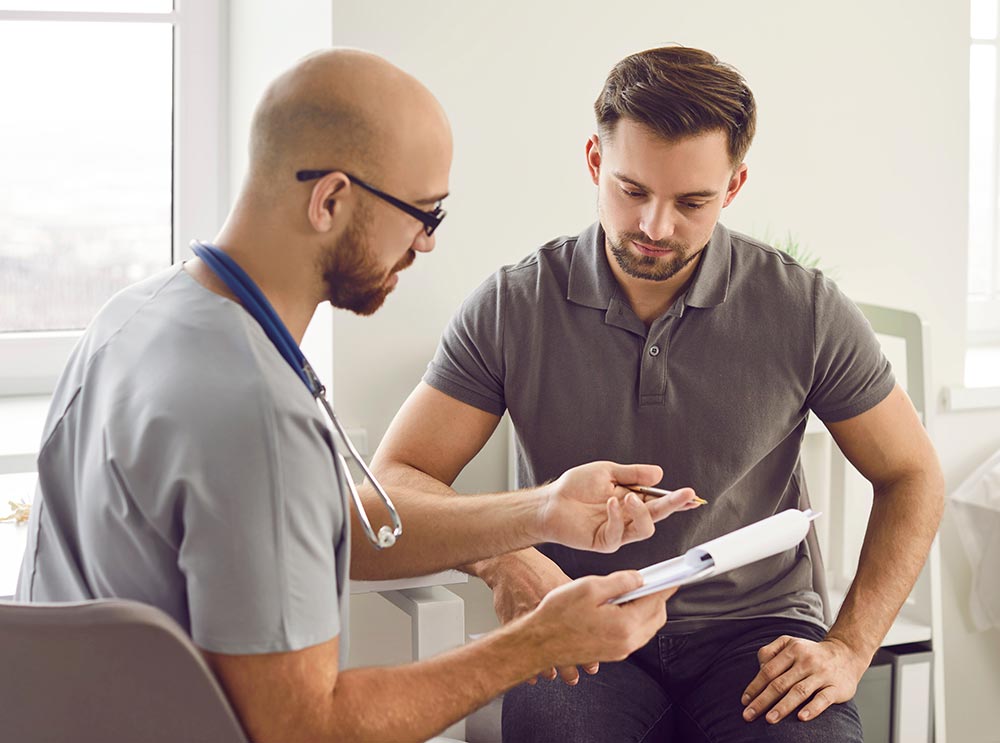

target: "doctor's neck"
[196,194,323,345]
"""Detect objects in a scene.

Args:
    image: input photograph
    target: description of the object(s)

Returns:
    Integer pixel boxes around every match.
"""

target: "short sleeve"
[423,271,507,416]
[170,379,345,655]
[806,274,896,422]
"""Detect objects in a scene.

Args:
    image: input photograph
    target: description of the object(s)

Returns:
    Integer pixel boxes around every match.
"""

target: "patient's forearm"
[826,470,944,659]
[466,545,553,586]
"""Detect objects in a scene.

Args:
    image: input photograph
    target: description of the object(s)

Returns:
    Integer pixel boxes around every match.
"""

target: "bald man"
[15,49,702,742]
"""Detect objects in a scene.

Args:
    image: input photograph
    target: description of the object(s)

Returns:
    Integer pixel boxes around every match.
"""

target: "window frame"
[0,1,228,396]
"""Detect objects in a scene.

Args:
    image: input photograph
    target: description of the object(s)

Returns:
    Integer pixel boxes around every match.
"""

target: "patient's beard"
[321,210,415,316]
[608,230,699,282]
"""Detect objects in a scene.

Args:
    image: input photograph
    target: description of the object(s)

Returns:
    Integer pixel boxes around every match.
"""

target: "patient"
[371,45,945,742]
[16,48,703,742]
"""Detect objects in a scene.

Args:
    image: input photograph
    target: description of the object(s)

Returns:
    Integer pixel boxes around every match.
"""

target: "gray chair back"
[0,598,249,743]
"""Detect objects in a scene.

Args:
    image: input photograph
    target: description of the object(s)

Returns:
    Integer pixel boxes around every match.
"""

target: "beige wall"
[227,2,1000,740]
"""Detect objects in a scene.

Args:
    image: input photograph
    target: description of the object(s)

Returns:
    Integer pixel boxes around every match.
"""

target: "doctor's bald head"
[245,48,451,197]
[229,48,452,317]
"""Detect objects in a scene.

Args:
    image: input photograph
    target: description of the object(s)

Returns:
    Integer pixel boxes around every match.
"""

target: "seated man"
[16,49,702,742]
[371,46,945,741]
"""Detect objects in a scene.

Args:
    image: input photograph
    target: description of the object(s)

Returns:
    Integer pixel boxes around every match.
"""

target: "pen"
[627,485,708,505]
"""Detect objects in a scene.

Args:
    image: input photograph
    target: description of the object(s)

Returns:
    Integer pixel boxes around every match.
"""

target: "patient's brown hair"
[594,46,757,167]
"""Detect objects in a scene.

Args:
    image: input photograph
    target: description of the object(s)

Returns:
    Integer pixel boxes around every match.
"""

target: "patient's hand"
[740,635,869,724]
[486,549,600,685]
[536,461,702,553]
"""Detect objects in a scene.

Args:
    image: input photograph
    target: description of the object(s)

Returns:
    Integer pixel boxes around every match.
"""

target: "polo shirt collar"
[685,222,731,308]
[567,221,618,310]
[567,221,732,311]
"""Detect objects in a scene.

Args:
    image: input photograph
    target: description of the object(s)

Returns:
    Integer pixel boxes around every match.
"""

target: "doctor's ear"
[307,173,351,232]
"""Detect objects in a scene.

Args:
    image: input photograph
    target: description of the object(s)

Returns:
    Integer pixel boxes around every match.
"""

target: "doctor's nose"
[639,205,677,243]
[412,228,436,254]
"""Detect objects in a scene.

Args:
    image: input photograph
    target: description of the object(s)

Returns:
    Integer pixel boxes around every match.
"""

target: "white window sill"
[944,346,1000,411]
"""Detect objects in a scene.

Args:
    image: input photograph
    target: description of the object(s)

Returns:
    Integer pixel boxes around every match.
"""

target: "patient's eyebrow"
[611,171,718,199]
[613,171,650,191]
[676,189,719,199]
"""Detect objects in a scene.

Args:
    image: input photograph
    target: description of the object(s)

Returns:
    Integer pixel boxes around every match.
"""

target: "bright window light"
[972,0,998,40]
[0,20,172,332]
[969,44,996,299]
[969,0,1000,346]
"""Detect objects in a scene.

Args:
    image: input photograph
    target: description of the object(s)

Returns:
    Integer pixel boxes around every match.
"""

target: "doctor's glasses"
[296,169,447,236]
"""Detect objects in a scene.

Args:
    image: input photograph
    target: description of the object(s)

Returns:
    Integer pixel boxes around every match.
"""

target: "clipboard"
[611,508,821,604]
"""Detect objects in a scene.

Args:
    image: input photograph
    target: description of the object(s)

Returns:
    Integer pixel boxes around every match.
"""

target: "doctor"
[16,49,702,742]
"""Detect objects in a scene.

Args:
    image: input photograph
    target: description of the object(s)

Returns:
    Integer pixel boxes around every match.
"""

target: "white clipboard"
[611,508,821,604]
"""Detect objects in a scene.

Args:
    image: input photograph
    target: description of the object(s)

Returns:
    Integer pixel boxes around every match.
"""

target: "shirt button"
[649,345,661,357]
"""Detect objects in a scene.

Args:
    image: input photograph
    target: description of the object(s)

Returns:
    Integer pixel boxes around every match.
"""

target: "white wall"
[227,0,335,384]
[327,2,1000,742]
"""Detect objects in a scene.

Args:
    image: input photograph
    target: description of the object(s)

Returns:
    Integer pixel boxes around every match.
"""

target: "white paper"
[611,509,819,604]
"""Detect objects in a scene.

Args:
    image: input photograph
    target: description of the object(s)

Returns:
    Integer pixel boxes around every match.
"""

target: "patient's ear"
[586,135,602,185]
[722,164,748,207]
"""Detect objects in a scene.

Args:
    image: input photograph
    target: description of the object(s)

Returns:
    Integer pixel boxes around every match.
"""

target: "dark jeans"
[502,617,864,742]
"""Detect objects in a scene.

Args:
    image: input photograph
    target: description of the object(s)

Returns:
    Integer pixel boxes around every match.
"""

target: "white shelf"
[350,570,468,595]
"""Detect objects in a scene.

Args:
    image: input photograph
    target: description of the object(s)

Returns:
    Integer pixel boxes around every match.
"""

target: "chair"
[0,598,463,743]
[0,598,249,743]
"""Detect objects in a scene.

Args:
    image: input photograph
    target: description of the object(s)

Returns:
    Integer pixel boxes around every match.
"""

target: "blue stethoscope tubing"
[190,241,403,549]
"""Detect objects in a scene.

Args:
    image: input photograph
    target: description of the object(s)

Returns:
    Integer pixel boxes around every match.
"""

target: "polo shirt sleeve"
[166,377,345,655]
[423,271,507,416]
[806,273,896,422]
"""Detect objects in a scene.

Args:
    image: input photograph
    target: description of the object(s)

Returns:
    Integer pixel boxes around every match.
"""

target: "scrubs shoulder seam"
[37,271,185,455]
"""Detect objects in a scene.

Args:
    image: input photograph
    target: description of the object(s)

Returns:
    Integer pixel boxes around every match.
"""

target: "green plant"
[760,229,820,269]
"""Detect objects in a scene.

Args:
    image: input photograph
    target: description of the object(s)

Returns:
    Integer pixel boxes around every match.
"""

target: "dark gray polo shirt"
[424,221,894,632]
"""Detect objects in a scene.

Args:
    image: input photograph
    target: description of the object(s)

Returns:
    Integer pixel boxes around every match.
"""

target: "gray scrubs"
[425,221,894,632]
[17,265,350,659]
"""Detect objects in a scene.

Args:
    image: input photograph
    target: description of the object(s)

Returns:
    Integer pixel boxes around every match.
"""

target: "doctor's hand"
[740,635,870,724]
[522,571,678,680]
[536,461,702,553]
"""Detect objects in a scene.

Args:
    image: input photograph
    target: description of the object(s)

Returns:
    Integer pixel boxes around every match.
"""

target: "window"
[0,1,226,394]
[970,0,1000,346]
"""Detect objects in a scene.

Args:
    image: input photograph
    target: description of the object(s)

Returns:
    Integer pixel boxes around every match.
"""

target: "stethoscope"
[190,241,403,549]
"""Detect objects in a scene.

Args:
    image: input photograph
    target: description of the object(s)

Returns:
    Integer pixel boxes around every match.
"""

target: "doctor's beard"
[321,208,416,316]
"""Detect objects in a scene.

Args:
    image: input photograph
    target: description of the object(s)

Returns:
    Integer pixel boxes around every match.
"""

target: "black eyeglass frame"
[296,169,446,236]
